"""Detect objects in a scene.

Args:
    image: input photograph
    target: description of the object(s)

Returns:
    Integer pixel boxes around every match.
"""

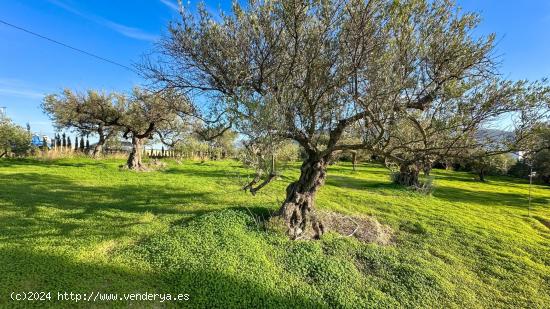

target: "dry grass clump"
[318,211,394,245]
[267,211,394,245]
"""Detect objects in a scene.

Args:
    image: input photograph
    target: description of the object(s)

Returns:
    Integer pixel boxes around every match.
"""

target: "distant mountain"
[475,128,515,143]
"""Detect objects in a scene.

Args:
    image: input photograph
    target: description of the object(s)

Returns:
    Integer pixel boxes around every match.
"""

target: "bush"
[275,141,300,162]
[0,118,32,157]
[129,210,321,308]
[390,172,434,194]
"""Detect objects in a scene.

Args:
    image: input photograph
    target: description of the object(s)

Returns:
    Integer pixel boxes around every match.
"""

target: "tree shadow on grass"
[329,165,390,176]
[325,174,398,191]
[0,158,113,169]
[324,172,548,210]
[0,246,322,308]
[169,205,276,228]
[432,185,548,208]
[430,173,479,183]
[0,172,230,243]
[163,167,239,179]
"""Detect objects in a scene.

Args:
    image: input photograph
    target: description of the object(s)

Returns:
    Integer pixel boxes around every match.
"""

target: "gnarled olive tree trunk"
[423,165,431,176]
[277,157,328,239]
[394,163,420,187]
[92,126,115,158]
[477,168,486,182]
[92,143,103,159]
[92,132,105,159]
[127,136,145,170]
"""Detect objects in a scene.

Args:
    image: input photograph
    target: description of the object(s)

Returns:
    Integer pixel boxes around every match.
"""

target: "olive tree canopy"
[144,0,549,238]
[43,90,122,157]
[43,88,192,169]
[117,88,192,170]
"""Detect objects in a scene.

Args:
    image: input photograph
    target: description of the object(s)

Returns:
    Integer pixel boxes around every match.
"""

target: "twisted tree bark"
[478,168,485,182]
[423,165,431,176]
[277,157,328,239]
[127,136,145,170]
[394,163,420,187]
[91,126,113,159]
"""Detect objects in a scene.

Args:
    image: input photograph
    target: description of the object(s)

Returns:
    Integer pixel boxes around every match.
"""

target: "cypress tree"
[62,133,66,147]
[74,136,79,151]
[67,136,72,148]
[79,136,85,151]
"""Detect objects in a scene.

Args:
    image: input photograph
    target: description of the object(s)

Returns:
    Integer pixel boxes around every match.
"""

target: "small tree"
[471,154,515,182]
[208,129,238,159]
[510,124,550,183]
[0,117,32,157]
[240,134,281,195]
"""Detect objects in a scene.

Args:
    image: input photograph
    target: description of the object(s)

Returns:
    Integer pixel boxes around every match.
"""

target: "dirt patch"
[318,211,394,245]
[118,159,168,172]
[266,211,394,244]
[147,159,168,170]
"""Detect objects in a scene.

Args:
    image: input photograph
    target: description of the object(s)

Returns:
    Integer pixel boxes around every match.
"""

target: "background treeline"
[3,112,550,185]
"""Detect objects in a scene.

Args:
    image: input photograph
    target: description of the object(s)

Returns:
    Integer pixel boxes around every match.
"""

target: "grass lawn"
[0,158,548,308]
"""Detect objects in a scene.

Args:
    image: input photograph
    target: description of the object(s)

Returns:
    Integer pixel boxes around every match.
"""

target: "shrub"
[0,117,32,157]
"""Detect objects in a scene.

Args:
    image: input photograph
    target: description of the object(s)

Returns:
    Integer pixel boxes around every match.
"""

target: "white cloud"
[0,79,46,99]
[159,0,180,12]
[47,0,159,42]
[101,21,159,41]
[0,88,44,99]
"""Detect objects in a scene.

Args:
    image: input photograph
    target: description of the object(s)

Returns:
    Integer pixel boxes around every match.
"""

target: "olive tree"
[508,123,550,182]
[239,132,282,195]
[144,0,547,238]
[117,88,191,170]
[0,117,32,157]
[44,88,192,169]
[383,79,549,186]
[42,90,121,158]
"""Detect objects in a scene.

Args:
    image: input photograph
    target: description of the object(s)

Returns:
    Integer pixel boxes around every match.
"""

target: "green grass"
[0,158,548,308]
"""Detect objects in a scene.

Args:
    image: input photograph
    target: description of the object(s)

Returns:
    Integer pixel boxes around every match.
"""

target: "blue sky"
[0,0,549,136]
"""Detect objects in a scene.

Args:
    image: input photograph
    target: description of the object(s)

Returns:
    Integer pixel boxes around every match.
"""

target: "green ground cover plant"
[0,158,548,308]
